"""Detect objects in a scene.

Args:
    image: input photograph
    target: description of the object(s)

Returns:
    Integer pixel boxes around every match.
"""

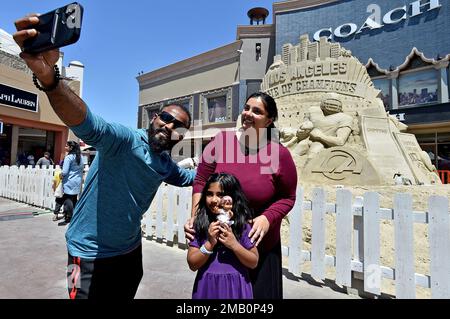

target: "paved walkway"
[0,197,359,299]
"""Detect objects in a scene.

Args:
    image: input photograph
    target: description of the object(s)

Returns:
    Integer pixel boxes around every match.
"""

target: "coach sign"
[313,0,441,41]
[0,83,38,112]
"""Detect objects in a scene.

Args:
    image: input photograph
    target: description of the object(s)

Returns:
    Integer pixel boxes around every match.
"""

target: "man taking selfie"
[13,14,195,299]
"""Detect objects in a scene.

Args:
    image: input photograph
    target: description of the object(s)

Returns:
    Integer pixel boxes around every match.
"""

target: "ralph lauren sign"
[0,83,38,112]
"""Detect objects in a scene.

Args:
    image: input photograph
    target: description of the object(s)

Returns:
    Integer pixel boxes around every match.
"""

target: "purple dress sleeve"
[189,235,202,248]
[239,224,254,250]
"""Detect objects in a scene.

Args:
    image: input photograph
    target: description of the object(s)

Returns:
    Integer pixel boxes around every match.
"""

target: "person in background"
[52,167,64,221]
[58,141,84,225]
[27,153,35,167]
[16,151,28,166]
[36,151,54,168]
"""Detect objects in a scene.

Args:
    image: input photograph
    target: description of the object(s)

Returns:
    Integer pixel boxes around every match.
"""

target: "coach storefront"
[273,0,450,171]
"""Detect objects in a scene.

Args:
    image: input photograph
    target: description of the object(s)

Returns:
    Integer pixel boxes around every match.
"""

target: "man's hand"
[248,215,270,247]
[13,13,87,127]
[184,216,196,242]
[13,15,60,87]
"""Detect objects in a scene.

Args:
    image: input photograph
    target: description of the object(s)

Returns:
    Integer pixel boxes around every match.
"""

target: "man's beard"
[148,123,177,154]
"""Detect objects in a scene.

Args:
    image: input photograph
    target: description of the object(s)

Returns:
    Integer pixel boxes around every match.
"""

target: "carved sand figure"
[307,98,353,158]
[280,114,313,155]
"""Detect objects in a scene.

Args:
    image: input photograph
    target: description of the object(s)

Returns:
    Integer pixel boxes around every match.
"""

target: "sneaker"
[52,214,59,221]
[58,220,69,226]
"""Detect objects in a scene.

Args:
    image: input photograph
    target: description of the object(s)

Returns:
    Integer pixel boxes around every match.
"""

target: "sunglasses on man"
[157,111,188,130]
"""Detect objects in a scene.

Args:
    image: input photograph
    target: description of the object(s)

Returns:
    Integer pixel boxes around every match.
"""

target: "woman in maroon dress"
[186,92,297,299]
[187,173,258,299]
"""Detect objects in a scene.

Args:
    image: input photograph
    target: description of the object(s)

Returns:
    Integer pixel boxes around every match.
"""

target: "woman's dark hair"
[245,92,279,142]
[67,140,81,165]
[194,173,253,241]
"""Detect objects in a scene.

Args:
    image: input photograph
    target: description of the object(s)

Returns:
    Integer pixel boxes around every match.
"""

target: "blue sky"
[1,1,274,128]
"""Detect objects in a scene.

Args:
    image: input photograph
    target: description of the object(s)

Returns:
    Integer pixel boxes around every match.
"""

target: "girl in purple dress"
[187,173,259,299]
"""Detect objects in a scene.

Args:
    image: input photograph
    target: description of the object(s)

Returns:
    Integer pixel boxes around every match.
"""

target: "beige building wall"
[139,61,239,105]
[138,41,242,106]
[139,62,239,105]
[0,63,65,126]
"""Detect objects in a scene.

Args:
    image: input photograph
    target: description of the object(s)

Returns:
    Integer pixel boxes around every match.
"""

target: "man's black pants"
[67,244,143,299]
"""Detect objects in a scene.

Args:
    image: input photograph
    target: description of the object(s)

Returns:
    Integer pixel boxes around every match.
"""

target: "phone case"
[23,2,83,54]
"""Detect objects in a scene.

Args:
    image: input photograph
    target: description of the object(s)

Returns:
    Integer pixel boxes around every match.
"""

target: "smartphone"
[23,2,83,54]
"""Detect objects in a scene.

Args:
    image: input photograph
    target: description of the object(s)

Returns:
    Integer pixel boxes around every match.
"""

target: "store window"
[0,124,12,166]
[372,78,391,110]
[398,69,439,107]
[437,133,450,171]
[207,96,227,123]
[417,133,450,171]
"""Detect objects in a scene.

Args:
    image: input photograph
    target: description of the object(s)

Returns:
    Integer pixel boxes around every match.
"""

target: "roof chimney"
[247,7,269,25]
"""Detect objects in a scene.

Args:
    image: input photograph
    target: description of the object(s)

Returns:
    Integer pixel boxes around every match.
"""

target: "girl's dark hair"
[245,92,279,142]
[194,173,253,241]
[67,140,81,165]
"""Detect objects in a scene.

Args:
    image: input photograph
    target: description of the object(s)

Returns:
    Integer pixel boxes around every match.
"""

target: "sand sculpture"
[261,35,440,186]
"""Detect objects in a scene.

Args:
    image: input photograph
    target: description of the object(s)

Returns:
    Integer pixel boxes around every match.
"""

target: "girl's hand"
[218,223,238,249]
[248,215,270,246]
[207,221,220,246]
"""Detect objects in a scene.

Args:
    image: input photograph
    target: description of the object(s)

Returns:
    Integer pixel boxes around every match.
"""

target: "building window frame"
[416,132,450,171]
[397,66,440,109]
[372,76,391,111]
[200,88,232,125]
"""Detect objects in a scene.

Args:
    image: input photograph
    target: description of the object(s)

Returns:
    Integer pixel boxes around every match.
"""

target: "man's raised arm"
[13,15,86,127]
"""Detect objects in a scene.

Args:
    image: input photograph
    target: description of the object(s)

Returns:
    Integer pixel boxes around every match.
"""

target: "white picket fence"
[1,165,449,298]
[0,165,59,210]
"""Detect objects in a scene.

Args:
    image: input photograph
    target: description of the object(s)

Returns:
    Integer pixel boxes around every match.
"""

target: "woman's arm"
[262,146,297,222]
[61,155,72,177]
[249,146,298,245]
